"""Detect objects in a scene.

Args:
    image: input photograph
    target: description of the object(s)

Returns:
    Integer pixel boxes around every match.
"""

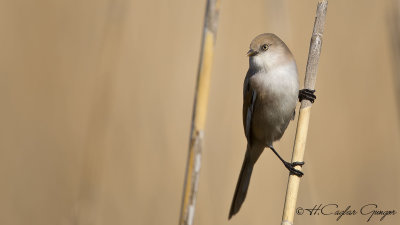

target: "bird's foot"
[283,161,304,177]
[299,89,316,103]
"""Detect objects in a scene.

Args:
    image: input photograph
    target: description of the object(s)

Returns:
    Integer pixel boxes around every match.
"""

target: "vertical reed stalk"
[281,1,328,225]
[178,1,221,225]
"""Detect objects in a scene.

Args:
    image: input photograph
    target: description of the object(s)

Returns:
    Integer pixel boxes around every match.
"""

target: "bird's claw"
[299,89,316,103]
[284,161,304,177]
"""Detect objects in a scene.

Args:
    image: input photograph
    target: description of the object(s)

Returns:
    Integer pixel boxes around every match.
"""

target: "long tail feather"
[229,152,254,219]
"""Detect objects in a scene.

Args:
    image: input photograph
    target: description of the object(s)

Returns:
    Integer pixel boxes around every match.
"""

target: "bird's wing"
[243,77,256,144]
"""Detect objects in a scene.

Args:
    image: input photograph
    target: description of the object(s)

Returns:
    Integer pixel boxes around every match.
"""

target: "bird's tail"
[229,144,263,219]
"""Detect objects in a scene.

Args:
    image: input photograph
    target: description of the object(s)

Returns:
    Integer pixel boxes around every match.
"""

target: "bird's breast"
[251,63,299,103]
[249,63,299,143]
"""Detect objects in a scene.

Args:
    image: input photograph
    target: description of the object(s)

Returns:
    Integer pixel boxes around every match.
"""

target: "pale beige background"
[0,0,399,225]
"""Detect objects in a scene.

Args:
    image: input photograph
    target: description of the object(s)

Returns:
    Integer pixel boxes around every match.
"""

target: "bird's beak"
[247,49,258,57]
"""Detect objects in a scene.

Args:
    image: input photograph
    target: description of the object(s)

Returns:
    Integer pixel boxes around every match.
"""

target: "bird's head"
[247,33,294,71]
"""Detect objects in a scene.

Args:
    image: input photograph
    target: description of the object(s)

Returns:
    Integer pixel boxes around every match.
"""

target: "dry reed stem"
[281,1,328,225]
[178,1,221,225]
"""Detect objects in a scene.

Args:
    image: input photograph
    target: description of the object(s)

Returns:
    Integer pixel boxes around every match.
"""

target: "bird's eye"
[261,44,269,51]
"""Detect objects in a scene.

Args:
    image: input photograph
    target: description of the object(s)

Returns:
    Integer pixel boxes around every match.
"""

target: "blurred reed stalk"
[178,0,221,225]
[281,1,328,225]
[389,0,400,127]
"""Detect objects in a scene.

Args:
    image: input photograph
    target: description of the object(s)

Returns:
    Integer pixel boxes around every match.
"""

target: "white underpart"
[253,51,299,97]
[249,50,299,144]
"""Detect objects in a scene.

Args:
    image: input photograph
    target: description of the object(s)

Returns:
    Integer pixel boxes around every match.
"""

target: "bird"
[228,33,316,219]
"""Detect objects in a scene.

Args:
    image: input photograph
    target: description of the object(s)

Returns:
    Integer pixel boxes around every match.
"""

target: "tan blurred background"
[0,0,399,225]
